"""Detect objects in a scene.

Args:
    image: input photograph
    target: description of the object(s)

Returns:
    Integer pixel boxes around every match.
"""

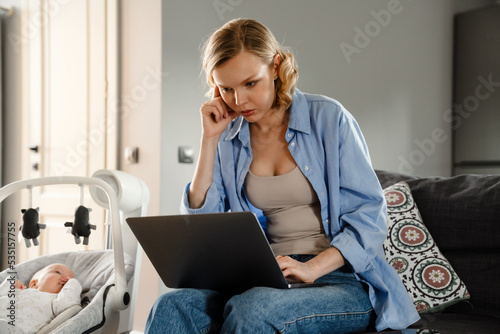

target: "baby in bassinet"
[0,263,82,334]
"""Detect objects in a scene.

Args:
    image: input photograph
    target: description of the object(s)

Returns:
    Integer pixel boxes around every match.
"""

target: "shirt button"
[304,165,309,170]
[320,192,324,197]
[326,219,330,224]
[287,133,292,137]
[291,142,295,147]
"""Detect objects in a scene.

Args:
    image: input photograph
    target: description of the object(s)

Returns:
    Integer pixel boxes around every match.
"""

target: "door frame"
[18,0,119,261]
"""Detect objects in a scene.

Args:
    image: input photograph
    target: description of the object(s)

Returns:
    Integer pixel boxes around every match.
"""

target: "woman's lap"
[145,264,374,334]
[223,282,373,333]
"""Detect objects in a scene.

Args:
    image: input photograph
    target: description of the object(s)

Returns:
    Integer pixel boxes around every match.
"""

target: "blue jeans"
[145,255,375,334]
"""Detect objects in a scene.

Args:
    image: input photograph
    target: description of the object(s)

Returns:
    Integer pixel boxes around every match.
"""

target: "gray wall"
[160,0,494,215]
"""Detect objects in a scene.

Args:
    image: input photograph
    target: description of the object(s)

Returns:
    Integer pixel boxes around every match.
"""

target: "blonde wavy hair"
[202,18,298,111]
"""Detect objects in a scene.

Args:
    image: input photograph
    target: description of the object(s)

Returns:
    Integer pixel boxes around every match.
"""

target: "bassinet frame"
[0,170,148,332]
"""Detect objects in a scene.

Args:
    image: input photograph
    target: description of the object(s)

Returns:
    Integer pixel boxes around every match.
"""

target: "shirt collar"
[288,89,310,134]
[224,89,310,143]
[224,116,247,143]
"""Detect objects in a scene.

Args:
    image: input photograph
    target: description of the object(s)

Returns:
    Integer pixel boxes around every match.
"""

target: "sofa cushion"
[375,170,500,251]
[375,170,500,315]
[409,313,500,334]
[363,313,500,334]
[382,182,470,314]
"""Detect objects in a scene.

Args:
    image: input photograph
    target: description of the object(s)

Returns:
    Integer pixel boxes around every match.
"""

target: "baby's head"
[29,263,75,293]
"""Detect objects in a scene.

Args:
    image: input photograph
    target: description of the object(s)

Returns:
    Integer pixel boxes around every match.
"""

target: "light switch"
[124,146,139,164]
[178,146,194,163]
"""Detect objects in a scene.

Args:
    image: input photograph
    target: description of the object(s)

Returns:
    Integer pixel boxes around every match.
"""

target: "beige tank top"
[244,166,330,256]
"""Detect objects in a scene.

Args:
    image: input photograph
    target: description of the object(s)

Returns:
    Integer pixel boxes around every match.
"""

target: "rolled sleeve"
[331,233,374,272]
[180,182,227,214]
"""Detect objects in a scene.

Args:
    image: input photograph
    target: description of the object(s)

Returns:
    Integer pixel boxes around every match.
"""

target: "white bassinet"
[0,170,149,333]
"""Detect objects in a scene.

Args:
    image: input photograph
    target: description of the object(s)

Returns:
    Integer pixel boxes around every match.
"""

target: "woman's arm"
[188,86,238,208]
[277,98,384,283]
[188,137,220,208]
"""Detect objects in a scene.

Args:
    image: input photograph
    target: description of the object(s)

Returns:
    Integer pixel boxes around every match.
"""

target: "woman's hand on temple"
[189,85,238,209]
[200,86,238,139]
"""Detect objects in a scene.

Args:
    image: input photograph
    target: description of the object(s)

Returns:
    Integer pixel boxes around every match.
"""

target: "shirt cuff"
[331,232,374,273]
[180,182,222,214]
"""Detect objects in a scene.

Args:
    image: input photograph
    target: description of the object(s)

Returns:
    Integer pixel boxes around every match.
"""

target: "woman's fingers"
[279,259,301,282]
[199,86,238,138]
[213,85,221,98]
[202,97,228,122]
[276,256,317,283]
[213,99,229,121]
[211,86,232,119]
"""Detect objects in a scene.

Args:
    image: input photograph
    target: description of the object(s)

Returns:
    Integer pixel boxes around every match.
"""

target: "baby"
[0,263,82,334]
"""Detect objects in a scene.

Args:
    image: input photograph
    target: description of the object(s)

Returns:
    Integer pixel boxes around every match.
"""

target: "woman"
[146,18,419,333]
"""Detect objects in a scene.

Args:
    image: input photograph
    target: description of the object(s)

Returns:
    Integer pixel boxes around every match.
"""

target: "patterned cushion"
[382,182,470,313]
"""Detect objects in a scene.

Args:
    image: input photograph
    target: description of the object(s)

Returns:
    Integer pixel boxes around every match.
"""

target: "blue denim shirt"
[181,89,420,331]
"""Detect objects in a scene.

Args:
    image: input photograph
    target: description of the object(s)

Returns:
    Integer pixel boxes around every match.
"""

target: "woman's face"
[212,50,279,123]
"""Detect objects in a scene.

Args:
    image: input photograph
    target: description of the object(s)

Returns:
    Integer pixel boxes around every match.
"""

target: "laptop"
[126,211,328,293]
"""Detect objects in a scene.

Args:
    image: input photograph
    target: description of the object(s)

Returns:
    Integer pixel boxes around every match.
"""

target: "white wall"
[160,0,494,219]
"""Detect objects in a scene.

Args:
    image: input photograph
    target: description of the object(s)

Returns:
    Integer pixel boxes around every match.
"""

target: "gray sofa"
[367,170,500,334]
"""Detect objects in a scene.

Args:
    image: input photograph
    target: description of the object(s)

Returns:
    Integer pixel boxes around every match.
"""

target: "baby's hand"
[14,280,27,290]
[59,275,71,286]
